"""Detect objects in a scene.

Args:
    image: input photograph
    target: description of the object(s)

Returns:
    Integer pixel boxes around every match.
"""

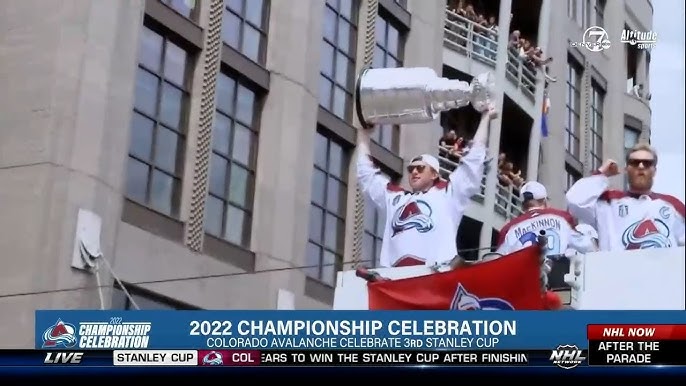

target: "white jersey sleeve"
[446,143,486,211]
[356,151,391,211]
[565,172,610,228]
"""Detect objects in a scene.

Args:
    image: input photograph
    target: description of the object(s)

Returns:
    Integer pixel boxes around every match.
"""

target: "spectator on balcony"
[473,14,488,57]
[498,161,514,186]
[439,131,464,163]
[356,104,498,268]
[508,30,521,52]
[447,0,469,47]
[495,181,597,258]
[484,15,498,61]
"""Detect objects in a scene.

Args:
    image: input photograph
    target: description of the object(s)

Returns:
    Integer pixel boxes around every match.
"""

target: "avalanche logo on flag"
[391,200,434,236]
[42,319,77,349]
[450,283,514,311]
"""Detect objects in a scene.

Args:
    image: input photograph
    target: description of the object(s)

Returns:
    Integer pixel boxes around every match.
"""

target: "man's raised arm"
[565,159,618,227]
[447,105,497,206]
[357,128,390,210]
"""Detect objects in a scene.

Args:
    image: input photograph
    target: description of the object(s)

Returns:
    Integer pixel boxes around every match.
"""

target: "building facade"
[0,0,651,347]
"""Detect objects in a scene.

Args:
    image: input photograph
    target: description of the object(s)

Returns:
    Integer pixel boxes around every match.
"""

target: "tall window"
[307,132,348,286]
[320,0,359,121]
[161,0,198,20]
[363,191,386,267]
[595,0,606,27]
[205,73,258,248]
[565,60,582,160]
[565,163,581,192]
[371,13,404,151]
[567,0,584,27]
[590,83,605,170]
[223,0,269,64]
[127,26,191,217]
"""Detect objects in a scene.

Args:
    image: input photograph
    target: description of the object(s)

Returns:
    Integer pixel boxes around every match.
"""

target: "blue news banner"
[3,310,686,375]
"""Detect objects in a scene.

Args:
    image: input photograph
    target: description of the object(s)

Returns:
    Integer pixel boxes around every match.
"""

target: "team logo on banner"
[449,284,515,311]
[42,319,78,349]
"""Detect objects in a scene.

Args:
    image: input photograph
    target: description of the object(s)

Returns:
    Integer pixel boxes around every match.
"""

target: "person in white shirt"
[357,105,498,268]
[566,143,685,251]
[495,181,595,257]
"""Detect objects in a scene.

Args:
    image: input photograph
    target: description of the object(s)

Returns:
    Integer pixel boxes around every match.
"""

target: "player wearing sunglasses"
[566,143,685,251]
[356,104,498,268]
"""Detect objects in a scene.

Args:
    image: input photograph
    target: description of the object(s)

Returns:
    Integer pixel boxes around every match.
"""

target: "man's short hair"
[626,142,658,165]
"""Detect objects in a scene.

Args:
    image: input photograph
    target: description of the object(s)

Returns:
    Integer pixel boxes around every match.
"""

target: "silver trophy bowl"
[355,66,495,127]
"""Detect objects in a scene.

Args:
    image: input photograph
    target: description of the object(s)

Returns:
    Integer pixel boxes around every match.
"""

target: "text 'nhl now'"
[78,322,151,349]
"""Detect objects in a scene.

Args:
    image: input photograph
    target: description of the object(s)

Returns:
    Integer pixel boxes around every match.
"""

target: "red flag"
[368,246,545,310]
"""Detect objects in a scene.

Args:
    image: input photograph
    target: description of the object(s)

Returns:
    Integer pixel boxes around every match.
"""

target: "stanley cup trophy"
[355,67,495,127]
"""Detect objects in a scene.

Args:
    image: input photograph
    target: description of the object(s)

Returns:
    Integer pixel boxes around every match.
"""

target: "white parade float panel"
[333,247,686,311]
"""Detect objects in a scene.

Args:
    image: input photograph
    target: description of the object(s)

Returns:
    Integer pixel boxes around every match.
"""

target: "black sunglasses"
[407,165,427,173]
[627,158,655,168]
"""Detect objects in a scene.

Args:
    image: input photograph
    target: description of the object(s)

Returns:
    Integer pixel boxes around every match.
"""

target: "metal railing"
[438,145,524,219]
[437,146,486,202]
[443,8,538,101]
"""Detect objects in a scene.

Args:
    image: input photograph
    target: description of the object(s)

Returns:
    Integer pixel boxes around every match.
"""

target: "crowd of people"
[446,0,499,61]
[508,30,556,83]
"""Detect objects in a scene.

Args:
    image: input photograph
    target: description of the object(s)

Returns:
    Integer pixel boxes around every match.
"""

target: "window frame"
[319,0,360,122]
[127,25,193,218]
[111,285,201,310]
[204,71,261,248]
[160,0,200,21]
[307,130,350,286]
[595,0,606,28]
[565,58,582,161]
[590,82,605,170]
[370,10,406,153]
[222,0,270,65]
[565,162,582,192]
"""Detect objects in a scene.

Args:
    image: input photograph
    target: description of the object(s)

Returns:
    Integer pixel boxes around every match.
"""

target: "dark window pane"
[159,83,184,130]
[306,242,321,278]
[321,42,335,78]
[209,154,228,197]
[245,0,264,27]
[139,27,163,72]
[323,7,337,43]
[228,164,250,207]
[163,41,187,86]
[309,206,324,242]
[311,169,326,206]
[232,123,252,166]
[224,205,245,245]
[373,45,385,68]
[154,126,181,174]
[216,74,236,115]
[126,157,149,203]
[322,250,336,286]
[318,76,333,108]
[326,177,344,213]
[313,133,328,168]
[212,113,232,156]
[129,113,154,161]
[324,214,340,251]
[150,170,175,215]
[335,52,348,86]
[337,22,351,53]
[205,195,224,236]
[387,26,399,55]
[242,25,260,62]
[227,0,242,13]
[375,17,386,45]
[339,0,353,19]
[222,10,241,48]
[235,85,255,125]
[134,69,159,116]
[328,142,344,178]
[332,86,346,118]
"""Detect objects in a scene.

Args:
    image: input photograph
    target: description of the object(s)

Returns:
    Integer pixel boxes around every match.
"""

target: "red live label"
[197,350,261,366]
[587,324,686,340]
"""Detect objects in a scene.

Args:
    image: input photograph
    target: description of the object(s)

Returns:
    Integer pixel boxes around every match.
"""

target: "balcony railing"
[438,146,486,202]
[494,182,524,220]
[443,8,538,101]
[438,145,523,220]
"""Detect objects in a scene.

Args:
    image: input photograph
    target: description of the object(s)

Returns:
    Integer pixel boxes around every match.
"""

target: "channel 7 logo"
[549,344,587,369]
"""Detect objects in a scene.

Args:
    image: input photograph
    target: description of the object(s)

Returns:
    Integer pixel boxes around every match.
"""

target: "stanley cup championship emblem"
[355,67,495,127]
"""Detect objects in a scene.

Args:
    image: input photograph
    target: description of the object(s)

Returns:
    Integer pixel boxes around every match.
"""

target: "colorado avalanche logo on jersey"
[390,200,434,236]
[449,283,515,310]
[621,219,671,250]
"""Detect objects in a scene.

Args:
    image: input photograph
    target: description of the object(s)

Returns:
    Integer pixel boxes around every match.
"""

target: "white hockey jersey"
[566,173,686,251]
[495,207,595,257]
[357,144,486,267]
